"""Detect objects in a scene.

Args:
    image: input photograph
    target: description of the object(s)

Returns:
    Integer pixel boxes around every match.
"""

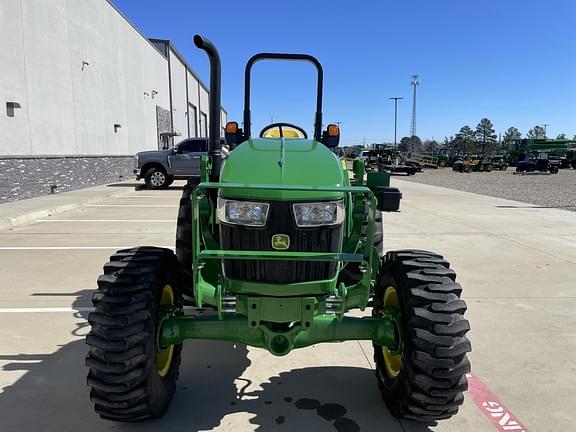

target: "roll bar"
[243,53,324,142]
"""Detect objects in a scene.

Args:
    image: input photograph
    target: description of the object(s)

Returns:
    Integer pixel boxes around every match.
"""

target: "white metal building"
[0,0,226,157]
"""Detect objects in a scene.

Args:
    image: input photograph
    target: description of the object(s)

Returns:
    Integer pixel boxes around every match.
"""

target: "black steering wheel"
[259,123,308,139]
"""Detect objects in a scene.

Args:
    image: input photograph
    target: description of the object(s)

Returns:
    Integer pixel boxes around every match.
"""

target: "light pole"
[389,97,403,158]
[542,123,549,137]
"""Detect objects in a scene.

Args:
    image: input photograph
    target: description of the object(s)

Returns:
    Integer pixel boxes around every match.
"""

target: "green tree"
[502,127,522,150]
[556,133,567,140]
[424,139,439,152]
[458,125,475,153]
[410,135,423,153]
[399,135,424,153]
[398,136,411,153]
[475,118,497,154]
[527,126,546,139]
[451,135,463,154]
[444,136,460,154]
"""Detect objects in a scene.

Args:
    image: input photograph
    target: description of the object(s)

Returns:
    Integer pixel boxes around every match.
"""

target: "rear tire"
[86,247,182,421]
[176,178,201,296]
[549,165,559,174]
[372,250,471,422]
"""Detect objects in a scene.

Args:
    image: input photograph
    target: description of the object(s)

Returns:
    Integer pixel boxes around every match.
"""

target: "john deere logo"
[271,234,290,250]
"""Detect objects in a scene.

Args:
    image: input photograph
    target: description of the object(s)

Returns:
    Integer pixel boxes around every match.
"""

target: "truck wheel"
[86,247,182,421]
[486,165,492,172]
[549,166,559,174]
[176,178,201,296]
[372,250,471,422]
[144,167,170,189]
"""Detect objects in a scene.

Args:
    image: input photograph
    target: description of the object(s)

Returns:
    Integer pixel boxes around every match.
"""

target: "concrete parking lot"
[0,179,575,431]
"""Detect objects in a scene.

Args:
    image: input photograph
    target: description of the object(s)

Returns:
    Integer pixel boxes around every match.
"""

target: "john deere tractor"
[86,35,471,423]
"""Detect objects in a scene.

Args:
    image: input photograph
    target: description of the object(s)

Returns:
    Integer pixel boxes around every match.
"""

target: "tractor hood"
[219,138,346,200]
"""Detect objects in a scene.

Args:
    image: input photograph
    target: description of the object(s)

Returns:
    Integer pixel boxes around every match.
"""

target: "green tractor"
[86,35,471,423]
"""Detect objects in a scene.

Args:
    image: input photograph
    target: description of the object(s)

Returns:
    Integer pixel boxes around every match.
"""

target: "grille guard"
[191,182,377,309]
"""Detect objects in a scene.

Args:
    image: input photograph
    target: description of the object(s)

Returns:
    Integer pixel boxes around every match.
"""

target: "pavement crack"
[356,340,374,369]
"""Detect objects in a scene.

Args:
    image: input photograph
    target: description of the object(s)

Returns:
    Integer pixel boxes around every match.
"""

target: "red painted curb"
[467,373,528,431]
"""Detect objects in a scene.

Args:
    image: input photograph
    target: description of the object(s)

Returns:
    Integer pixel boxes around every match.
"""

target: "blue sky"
[113,0,576,145]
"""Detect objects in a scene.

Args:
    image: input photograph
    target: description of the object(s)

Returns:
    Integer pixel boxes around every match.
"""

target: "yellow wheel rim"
[156,284,174,378]
[382,286,402,379]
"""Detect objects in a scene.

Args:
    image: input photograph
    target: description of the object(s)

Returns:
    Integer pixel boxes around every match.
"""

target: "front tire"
[373,250,471,422]
[86,247,182,421]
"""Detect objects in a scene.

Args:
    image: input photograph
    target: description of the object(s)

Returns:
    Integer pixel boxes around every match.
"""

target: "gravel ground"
[397,167,576,211]
[0,157,135,203]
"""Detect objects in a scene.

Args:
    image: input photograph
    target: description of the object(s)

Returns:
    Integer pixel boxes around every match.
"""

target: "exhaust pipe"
[193,34,222,182]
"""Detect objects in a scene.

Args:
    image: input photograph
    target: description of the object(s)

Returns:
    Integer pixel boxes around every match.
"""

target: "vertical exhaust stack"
[193,35,222,182]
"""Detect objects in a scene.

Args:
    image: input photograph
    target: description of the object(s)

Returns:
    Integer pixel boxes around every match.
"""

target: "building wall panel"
[169,49,188,140]
[0,0,222,157]
[0,0,32,155]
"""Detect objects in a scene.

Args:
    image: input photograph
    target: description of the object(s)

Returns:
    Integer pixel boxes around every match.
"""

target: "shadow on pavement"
[106,182,144,188]
[106,182,184,191]
[241,366,433,432]
[0,289,432,432]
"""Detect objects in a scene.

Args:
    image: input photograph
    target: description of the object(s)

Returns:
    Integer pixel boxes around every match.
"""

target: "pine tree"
[475,118,497,155]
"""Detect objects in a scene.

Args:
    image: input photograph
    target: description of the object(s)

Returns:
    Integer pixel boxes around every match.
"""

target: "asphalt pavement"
[0,179,575,431]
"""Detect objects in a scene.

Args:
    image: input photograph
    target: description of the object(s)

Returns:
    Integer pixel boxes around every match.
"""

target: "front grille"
[220,201,341,283]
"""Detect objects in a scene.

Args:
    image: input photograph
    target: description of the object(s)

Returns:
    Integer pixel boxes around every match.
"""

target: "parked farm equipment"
[490,155,508,171]
[516,151,559,174]
[452,155,493,173]
[364,147,419,175]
